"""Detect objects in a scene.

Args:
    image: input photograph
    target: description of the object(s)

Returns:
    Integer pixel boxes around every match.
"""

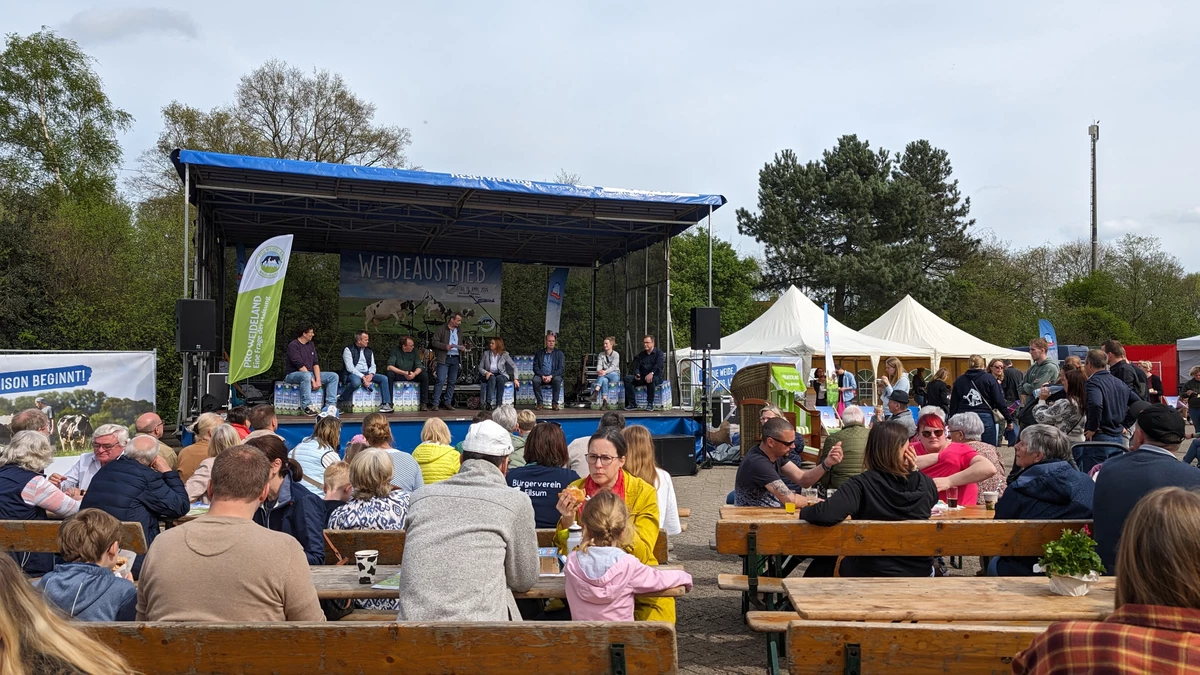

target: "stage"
[272,407,704,458]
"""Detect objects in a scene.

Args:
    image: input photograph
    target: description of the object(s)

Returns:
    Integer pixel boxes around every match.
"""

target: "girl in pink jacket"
[565,491,693,621]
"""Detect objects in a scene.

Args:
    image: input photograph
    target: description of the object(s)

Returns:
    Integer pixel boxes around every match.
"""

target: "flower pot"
[1047,572,1100,597]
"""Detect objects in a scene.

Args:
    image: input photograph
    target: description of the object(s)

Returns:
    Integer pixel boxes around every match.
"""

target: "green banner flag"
[228,235,293,383]
[770,364,804,393]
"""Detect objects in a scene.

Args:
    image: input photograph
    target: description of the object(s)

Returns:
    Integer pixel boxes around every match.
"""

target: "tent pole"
[183,164,190,298]
[643,247,649,337]
[590,261,597,354]
[664,233,674,408]
[707,205,713,306]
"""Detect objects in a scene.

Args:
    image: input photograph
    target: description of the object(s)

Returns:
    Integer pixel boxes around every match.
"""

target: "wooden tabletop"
[782,576,1115,622]
[719,504,996,521]
[310,565,689,600]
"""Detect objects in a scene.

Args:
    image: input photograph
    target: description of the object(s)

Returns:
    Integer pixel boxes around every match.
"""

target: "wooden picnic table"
[720,504,996,521]
[310,565,690,600]
[782,576,1115,622]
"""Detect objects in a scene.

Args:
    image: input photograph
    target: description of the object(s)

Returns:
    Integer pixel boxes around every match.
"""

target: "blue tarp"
[171,149,726,265]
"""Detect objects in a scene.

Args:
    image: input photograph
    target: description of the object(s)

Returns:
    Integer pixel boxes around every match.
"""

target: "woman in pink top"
[911,413,998,505]
[565,491,692,621]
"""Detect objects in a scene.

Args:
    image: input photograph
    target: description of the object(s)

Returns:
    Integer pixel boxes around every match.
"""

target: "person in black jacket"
[1103,340,1146,401]
[800,420,937,577]
[245,434,326,564]
[925,367,951,413]
[989,425,1093,576]
[80,435,190,578]
[948,355,1011,447]
[624,335,664,411]
[1138,361,1163,404]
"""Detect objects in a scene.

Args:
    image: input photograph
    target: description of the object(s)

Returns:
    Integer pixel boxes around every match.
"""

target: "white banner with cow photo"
[0,351,156,451]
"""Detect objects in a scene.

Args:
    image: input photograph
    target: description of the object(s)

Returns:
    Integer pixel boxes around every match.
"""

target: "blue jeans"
[344,372,391,405]
[594,372,620,398]
[284,370,339,410]
[977,412,998,447]
[1183,438,1200,466]
[1004,421,1019,448]
[482,372,509,407]
[433,355,461,407]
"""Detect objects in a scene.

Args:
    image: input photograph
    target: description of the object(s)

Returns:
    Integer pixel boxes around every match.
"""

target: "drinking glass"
[947,485,959,509]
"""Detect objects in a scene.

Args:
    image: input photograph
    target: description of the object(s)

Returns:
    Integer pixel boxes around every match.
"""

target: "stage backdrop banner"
[340,251,502,337]
[229,235,294,384]
[0,351,156,440]
[544,267,569,336]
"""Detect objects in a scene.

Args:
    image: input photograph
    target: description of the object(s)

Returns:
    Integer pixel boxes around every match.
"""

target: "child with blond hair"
[564,491,692,621]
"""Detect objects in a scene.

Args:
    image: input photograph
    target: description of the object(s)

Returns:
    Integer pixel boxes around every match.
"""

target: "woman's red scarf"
[582,469,627,506]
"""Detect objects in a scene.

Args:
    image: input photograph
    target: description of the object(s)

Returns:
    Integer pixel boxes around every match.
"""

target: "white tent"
[677,285,931,366]
[1179,335,1200,381]
[860,295,1032,370]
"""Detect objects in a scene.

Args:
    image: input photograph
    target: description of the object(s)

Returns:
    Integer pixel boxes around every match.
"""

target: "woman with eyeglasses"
[800,420,936,577]
[912,412,999,506]
[554,428,674,622]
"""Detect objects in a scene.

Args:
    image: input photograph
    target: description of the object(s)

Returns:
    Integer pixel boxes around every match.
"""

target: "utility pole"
[1089,121,1100,274]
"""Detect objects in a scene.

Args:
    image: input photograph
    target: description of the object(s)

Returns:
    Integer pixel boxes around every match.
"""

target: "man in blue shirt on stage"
[431,313,464,411]
[625,335,664,411]
[533,332,565,411]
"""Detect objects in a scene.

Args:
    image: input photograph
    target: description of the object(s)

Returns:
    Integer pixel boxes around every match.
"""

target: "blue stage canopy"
[171,149,725,266]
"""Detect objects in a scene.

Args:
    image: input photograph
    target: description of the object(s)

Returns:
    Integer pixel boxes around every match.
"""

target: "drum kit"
[416,330,486,385]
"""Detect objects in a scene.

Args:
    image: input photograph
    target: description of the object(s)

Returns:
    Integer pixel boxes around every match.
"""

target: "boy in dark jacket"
[37,509,137,621]
[80,435,190,578]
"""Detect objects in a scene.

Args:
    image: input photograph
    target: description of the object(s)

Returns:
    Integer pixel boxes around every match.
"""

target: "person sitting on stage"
[431,313,464,411]
[624,335,664,412]
[284,322,339,416]
[342,330,393,413]
[387,335,432,412]
[592,336,621,408]
[533,332,566,410]
[479,337,519,411]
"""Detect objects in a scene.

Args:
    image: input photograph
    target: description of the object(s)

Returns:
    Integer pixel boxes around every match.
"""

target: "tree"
[668,228,763,347]
[554,169,582,185]
[736,136,978,325]
[0,29,131,196]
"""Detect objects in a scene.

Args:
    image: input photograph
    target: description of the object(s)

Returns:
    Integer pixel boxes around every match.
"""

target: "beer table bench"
[784,620,1044,675]
[86,621,680,674]
[1,519,148,555]
[310,564,690,600]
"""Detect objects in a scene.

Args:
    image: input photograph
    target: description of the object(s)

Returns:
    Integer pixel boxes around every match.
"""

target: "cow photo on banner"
[339,251,502,337]
[0,351,156,451]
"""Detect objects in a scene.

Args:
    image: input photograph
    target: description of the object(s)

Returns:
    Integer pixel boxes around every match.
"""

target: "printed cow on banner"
[361,298,417,330]
[57,414,92,452]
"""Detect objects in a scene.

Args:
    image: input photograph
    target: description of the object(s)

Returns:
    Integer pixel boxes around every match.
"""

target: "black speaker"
[690,307,721,351]
[176,299,216,352]
[653,434,698,477]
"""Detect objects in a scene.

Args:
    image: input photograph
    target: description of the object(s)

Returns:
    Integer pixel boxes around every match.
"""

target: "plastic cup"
[355,549,379,584]
[947,486,959,509]
[785,501,796,514]
[982,491,999,511]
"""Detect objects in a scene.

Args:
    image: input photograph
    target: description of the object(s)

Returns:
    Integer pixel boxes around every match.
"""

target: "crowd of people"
[279,317,666,416]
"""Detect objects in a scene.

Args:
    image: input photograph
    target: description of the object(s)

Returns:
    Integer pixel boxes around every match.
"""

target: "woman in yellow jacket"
[411,418,459,484]
[555,427,671,622]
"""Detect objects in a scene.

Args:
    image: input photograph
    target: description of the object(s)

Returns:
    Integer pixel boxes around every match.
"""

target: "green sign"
[228,235,293,383]
[770,365,805,393]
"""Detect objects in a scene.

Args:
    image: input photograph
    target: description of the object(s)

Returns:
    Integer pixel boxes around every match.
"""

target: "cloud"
[58,7,198,45]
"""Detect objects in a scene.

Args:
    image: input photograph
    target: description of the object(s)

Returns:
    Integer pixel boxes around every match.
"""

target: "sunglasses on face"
[768,436,796,448]
[919,429,945,438]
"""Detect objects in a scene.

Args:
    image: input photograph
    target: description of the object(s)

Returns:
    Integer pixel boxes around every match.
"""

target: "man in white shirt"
[49,424,128,493]
[341,330,393,413]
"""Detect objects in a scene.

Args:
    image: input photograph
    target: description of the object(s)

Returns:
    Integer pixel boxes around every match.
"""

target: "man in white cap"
[397,420,539,622]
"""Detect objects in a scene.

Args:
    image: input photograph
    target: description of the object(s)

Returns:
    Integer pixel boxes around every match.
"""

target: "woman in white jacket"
[620,425,682,535]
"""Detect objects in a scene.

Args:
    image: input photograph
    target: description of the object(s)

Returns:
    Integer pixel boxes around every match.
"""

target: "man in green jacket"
[819,405,869,489]
[387,335,431,411]
[1018,338,1060,425]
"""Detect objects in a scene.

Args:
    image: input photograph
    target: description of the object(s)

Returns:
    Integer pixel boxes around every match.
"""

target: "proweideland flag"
[228,234,293,383]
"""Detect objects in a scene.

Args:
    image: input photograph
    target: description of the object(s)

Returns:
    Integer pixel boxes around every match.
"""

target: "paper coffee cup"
[355,549,379,584]
[982,491,999,510]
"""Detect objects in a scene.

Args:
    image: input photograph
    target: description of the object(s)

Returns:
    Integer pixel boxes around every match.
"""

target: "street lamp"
[1089,121,1100,274]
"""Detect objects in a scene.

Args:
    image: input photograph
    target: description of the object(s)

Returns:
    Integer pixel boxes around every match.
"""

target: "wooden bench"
[86,621,679,674]
[787,620,1042,674]
[325,528,669,566]
[0,519,148,555]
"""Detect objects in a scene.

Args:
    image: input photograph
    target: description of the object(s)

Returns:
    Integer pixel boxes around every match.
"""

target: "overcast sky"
[7,1,1198,271]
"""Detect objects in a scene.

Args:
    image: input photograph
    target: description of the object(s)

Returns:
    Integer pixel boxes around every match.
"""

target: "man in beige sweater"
[136,445,324,621]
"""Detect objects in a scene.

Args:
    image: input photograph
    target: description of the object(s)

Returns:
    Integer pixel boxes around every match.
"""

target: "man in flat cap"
[397,420,538,622]
[1093,403,1200,575]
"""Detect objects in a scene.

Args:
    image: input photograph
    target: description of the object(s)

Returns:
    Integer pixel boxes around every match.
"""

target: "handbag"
[320,532,354,621]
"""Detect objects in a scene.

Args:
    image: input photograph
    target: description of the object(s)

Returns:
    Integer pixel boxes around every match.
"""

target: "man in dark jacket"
[990,425,1093,576]
[532,332,566,410]
[1103,339,1147,401]
[80,435,190,578]
[1083,349,1140,446]
[431,313,464,410]
[624,335,665,411]
[1093,404,1200,575]
[948,355,1011,447]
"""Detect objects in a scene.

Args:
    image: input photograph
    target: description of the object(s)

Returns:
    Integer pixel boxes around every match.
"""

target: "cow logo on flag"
[258,246,285,278]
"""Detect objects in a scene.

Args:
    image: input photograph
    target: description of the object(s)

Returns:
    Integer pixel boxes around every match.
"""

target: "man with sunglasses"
[49,424,129,494]
[734,417,843,507]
